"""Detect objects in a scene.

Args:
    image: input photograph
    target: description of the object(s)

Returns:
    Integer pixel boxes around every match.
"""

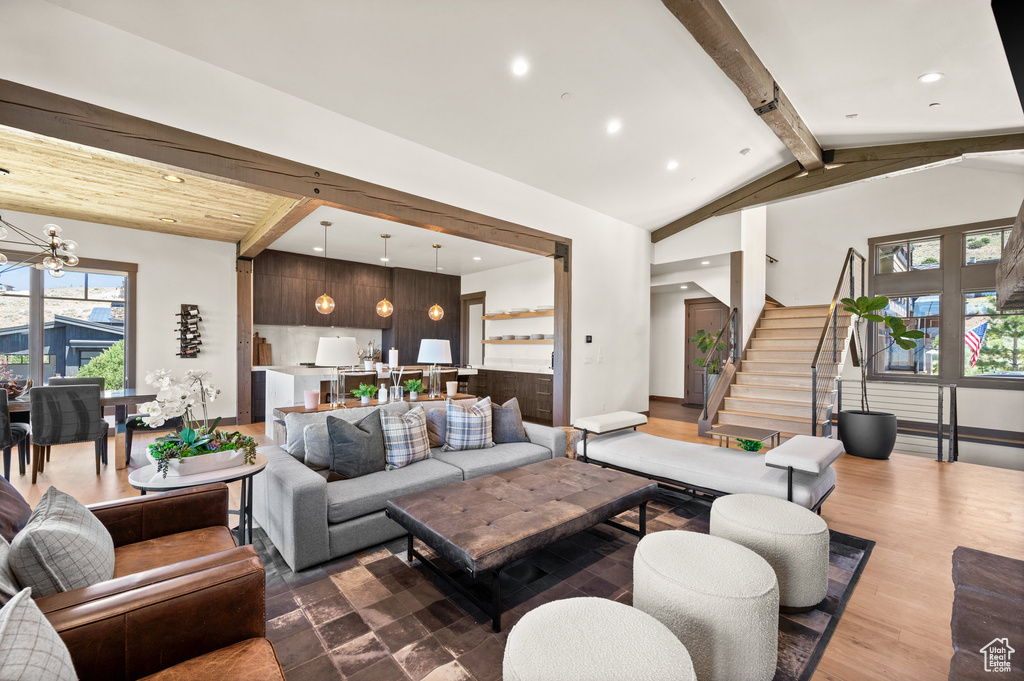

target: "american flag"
[964,322,989,367]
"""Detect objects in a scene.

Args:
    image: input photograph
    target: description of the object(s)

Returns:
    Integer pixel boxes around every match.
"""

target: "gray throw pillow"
[303,423,332,471]
[326,412,386,480]
[9,487,115,597]
[426,408,447,449]
[0,588,77,680]
[0,537,20,606]
[493,397,530,444]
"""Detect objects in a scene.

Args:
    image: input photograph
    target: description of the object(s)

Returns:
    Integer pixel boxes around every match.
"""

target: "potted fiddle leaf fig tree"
[838,295,925,459]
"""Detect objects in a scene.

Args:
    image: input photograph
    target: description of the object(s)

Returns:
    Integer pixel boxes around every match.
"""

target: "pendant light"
[375,234,394,317]
[428,244,444,321]
[314,221,335,315]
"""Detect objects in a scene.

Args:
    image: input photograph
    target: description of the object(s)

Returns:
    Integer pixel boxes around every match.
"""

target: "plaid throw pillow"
[443,397,496,451]
[381,406,431,470]
[0,588,77,680]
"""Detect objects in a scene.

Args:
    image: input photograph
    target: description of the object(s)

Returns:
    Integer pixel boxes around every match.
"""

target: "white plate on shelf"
[508,308,530,313]
[543,334,554,339]
[502,335,515,340]
[488,336,502,340]
[534,305,554,311]
[514,335,530,340]
[529,334,544,340]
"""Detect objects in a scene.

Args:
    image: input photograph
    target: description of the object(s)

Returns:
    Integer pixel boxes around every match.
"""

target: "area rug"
[949,546,1024,679]
[256,491,873,681]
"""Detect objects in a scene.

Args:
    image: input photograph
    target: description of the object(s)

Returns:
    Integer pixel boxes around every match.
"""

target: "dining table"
[8,388,158,470]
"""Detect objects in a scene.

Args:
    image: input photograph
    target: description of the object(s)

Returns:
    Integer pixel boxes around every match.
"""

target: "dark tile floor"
[256,492,871,681]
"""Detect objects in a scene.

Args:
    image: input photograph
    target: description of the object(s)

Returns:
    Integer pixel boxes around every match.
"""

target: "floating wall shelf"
[482,310,554,320]
[482,339,553,345]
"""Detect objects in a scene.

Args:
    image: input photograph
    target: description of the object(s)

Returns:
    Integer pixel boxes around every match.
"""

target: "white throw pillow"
[0,587,77,680]
[0,537,20,605]
[9,487,115,597]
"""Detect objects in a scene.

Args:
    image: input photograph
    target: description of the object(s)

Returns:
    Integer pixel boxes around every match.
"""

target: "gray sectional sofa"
[252,400,568,571]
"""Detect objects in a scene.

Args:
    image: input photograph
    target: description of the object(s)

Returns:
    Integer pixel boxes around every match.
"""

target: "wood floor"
[8,419,1023,680]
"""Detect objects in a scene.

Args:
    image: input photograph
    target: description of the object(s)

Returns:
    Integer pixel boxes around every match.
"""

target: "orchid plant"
[139,369,256,477]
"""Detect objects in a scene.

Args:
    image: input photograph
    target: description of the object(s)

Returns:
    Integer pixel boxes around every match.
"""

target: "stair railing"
[810,248,866,436]
[702,307,739,421]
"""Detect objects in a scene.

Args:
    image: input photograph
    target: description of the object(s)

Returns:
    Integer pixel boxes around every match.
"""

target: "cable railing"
[810,248,865,436]
[836,379,959,462]
[701,307,739,421]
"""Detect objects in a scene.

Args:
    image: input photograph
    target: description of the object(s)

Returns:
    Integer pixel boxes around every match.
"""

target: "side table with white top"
[127,454,268,545]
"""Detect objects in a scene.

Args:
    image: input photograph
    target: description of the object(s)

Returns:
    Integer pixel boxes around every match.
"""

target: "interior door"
[686,299,728,406]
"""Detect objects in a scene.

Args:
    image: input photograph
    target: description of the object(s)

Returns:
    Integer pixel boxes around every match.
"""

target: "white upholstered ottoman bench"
[711,493,830,610]
[503,597,695,681]
[633,531,779,681]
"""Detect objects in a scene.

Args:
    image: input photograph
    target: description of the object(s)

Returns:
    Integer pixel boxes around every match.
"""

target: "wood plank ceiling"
[0,124,290,243]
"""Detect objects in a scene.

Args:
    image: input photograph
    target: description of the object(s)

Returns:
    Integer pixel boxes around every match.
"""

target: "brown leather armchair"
[33,483,284,681]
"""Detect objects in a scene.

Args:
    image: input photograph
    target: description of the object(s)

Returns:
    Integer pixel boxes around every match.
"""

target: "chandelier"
[0,214,80,278]
[314,220,335,315]
[376,234,393,318]
[428,244,444,321]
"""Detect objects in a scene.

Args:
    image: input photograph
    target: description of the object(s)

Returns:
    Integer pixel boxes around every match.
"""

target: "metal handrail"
[810,248,866,436]
[701,307,739,420]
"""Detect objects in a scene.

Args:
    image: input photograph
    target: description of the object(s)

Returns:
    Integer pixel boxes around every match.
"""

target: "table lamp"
[316,337,360,406]
[417,339,452,398]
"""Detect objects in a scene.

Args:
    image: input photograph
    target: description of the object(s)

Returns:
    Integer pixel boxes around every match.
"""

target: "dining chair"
[0,391,30,480]
[29,384,109,483]
[45,376,107,466]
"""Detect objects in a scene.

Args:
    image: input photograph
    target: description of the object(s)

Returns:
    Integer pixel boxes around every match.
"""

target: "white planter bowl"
[146,447,245,477]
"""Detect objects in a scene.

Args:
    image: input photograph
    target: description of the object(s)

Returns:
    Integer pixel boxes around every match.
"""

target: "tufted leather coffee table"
[386,457,658,631]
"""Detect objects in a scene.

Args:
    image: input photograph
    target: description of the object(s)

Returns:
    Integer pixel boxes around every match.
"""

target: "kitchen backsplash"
[254,325,383,366]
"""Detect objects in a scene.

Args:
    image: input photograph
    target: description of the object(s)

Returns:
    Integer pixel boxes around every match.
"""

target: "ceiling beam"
[238,196,322,259]
[651,133,1024,243]
[0,78,563,258]
[661,0,823,171]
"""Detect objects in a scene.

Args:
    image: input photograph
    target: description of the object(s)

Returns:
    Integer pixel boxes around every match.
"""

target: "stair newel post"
[832,307,838,363]
[936,384,943,462]
[811,366,819,437]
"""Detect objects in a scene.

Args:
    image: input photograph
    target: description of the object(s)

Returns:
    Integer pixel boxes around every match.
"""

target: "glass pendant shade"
[60,239,78,253]
[50,268,65,278]
[0,227,8,240]
[43,223,62,237]
[315,293,335,315]
[376,298,393,317]
[0,254,7,266]
[428,303,444,321]
[42,256,61,270]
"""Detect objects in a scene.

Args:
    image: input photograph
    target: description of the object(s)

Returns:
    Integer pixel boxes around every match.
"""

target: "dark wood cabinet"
[253,250,392,330]
[251,370,266,423]
[382,267,461,366]
[472,370,552,425]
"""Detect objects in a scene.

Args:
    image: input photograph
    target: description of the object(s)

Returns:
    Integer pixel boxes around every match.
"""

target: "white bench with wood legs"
[573,413,841,512]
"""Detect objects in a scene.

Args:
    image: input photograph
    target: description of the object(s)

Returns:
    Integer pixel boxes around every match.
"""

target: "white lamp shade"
[417,339,452,364]
[315,337,360,367]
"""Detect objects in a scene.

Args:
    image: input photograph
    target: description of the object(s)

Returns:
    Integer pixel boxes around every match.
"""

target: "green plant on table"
[736,438,764,452]
[352,383,378,399]
[403,378,424,393]
[138,369,256,477]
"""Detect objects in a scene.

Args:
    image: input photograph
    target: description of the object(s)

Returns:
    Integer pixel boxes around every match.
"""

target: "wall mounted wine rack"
[176,304,202,358]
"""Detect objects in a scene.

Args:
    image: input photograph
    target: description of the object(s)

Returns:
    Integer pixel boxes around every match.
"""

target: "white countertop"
[255,366,479,376]
[477,365,553,375]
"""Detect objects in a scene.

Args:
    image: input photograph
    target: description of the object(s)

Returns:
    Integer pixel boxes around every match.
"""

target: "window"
[874,295,940,375]
[876,238,941,273]
[868,219,1020,389]
[964,228,1011,266]
[963,292,1024,377]
[0,252,134,389]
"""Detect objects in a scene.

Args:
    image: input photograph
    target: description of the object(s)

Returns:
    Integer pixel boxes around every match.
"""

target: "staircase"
[717,304,848,439]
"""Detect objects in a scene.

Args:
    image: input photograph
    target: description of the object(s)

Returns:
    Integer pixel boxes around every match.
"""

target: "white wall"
[649,289,712,399]
[653,213,741,265]
[740,207,767,345]
[3,0,652,422]
[3,210,238,419]
[461,258,554,372]
[252,325,382,368]
[765,163,1024,305]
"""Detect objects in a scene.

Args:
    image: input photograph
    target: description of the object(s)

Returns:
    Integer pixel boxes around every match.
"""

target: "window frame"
[0,249,137,388]
[867,217,1021,391]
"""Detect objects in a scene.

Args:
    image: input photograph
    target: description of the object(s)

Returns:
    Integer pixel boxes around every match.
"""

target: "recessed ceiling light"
[473,256,482,261]
[380,257,390,262]
[929,102,942,108]
[313,247,324,252]
[845,113,859,119]
[231,213,241,218]
[739,148,751,156]
[159,217,177,223]
[437,267,444,271]
[0,168,9,176]
[680,285,688,289]
[606,119,622,134]
[918,72,944,83]
[162,174,184,183]
[701,261,710,265]
[561,92,572,101]
[511,57,529,76]
[666,160,679,171]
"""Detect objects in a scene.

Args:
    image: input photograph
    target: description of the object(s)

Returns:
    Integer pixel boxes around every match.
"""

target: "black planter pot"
[838,410,897,460]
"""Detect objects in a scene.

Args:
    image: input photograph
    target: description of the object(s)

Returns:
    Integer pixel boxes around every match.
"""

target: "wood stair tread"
[718,409,830,426]
[726,395,832,407]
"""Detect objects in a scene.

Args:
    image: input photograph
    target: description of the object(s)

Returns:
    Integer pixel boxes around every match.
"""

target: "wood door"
[685,298,728,406]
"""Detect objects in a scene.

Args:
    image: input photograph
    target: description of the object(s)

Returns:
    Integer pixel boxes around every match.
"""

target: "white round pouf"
[503,597,696,681]
[633,532,779,681]
[711,493,830,609]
